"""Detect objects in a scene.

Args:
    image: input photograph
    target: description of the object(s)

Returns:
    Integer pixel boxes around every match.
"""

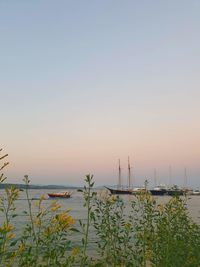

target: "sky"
[0,1,200,187]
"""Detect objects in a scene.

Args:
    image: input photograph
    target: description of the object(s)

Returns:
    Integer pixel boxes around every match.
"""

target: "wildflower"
[110,195,117,203]
[7,232,15,239]
[11,251,17,258]
[71,247,80,256]
[50,201,61,212]
[102,194,118,204]
[18,243,25,252]
[54,212,75,230]
[34,218,41,226]
[1,223,14,232]
[157,204,164,212]
[44,226,52,236]
[40,194,46,201]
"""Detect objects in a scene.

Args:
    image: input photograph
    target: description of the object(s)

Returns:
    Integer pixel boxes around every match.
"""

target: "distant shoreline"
[0,183,81,190]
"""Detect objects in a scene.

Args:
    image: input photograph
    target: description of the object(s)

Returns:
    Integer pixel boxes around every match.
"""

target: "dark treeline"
[0,183,80,190]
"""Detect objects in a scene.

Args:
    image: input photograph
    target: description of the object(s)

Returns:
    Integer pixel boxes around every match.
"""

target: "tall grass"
[0,150,200,266]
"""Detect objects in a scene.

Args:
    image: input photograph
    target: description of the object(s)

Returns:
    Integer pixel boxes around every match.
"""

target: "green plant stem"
[82,187,91,264]
[24,176,39,266]
[25,183,37,242]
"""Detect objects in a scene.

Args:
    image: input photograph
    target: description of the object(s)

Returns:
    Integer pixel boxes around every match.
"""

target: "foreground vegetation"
[1,149,200,267]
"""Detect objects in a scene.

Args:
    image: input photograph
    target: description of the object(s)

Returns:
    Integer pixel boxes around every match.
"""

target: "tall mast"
[154,168,157,187]
[118,159,121,189]
[128,156,131,189]
[184,167,187,188]
[169,165,172,187]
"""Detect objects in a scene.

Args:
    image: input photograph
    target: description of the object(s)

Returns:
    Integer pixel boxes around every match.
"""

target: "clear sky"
[1,1,200,187]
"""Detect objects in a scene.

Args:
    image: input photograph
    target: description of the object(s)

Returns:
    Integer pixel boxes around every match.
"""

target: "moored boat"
[167,189,184,196]
[48,191,71,198]
[192,190,200,195]
[105,187,133,195]
[150,186,167,196]
[106,157,134,195]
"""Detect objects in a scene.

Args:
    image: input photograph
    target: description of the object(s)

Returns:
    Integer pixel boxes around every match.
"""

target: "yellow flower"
[66,215,75,225]
[110,195,117,203]
[34,218,41,226]
[157,204,164,212]
[1,223,14,232]
[40,194,46,201]
[50,201,62,212]
[7,232,15,239]
[18,244,25,252]
[71,247,80,256]
[11,251,17,258]
[44,226,52,235]
[53,212,75,230]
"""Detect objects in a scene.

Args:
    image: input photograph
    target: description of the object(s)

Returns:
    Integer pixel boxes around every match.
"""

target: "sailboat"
[106,158,133,195]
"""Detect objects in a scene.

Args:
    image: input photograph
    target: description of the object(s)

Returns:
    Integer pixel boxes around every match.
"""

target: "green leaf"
[77,189,83,192]
[70,228,80,233]
[10,239,18,247]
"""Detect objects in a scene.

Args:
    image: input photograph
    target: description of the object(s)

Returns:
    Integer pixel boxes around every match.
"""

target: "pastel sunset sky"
[1,1,200,187]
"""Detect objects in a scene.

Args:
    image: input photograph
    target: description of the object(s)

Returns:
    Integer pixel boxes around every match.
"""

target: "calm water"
[0,188,200,251]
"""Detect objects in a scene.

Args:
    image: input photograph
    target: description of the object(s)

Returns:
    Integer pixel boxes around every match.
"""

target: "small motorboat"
[192,190,200,195]
[48,191,71,198]
[167,189,184,196]
[166,185,184,196]
[150,186,167,196]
